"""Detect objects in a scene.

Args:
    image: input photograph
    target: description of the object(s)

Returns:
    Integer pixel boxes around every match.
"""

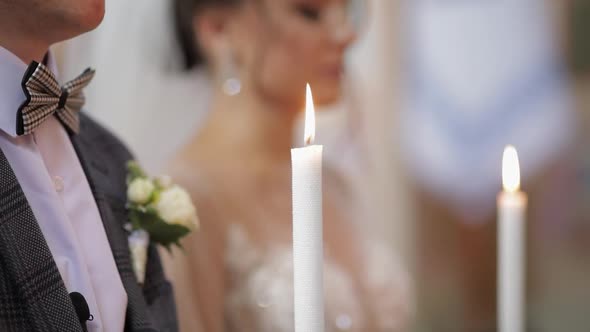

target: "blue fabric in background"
[399,0,576,221]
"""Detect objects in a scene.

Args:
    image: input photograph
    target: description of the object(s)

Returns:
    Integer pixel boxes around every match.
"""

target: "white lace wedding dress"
[223,225,412,332]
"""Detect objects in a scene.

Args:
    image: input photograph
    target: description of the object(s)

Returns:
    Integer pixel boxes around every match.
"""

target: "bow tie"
[16,61,95,136]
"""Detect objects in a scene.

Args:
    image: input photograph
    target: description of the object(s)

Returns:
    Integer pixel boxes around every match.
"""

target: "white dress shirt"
[0,46,128,332]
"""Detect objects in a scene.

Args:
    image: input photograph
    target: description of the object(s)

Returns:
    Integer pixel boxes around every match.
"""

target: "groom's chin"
[55,0,105,37]
[75,0,105,32]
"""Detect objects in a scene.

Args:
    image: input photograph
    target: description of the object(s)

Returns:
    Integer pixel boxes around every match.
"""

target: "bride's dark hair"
[174,0,241,70]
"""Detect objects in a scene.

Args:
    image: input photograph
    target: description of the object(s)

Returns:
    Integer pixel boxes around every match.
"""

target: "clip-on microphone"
[69,292,93,332]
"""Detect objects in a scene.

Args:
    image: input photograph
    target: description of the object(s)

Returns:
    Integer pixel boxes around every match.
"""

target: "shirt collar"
[0,46,59,137]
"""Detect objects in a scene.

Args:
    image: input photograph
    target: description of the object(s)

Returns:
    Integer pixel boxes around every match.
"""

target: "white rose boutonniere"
[155,186,199,229]
[127,178,155,204]
[125,161,199,283]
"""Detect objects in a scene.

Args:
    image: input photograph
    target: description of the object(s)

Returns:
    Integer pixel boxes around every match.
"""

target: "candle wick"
[305,136,313,146]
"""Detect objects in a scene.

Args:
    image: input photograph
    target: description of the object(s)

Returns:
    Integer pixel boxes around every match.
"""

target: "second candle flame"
[304,83,316,146]
[502,145,521,193]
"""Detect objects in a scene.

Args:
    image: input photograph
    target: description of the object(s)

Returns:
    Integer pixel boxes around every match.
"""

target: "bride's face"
[228,0,359,106]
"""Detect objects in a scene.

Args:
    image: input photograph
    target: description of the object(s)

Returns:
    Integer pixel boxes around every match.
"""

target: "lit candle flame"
[502,145,521,193]
[304,83,315,146]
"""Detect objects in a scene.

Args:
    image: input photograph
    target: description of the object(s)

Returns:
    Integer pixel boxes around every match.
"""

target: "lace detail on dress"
[224,225,411,332]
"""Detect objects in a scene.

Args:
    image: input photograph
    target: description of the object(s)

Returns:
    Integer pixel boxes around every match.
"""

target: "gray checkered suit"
[0,113,178,332]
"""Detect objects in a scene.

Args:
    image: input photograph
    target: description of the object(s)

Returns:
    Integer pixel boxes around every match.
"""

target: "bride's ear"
[192,7,234,65]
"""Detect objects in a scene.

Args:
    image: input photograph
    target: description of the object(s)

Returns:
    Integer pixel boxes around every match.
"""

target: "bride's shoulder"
[166,145,237,218]
[167,146,212,191]
[165,156,222,225]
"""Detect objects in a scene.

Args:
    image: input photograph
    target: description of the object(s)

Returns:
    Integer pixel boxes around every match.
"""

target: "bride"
[165,0,412,331]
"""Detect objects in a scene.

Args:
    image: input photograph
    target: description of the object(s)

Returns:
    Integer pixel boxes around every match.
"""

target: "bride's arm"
[163,178,228,332]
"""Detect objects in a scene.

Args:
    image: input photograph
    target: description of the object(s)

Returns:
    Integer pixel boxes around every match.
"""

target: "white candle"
[292,84,325,332]
[498,145,527,332]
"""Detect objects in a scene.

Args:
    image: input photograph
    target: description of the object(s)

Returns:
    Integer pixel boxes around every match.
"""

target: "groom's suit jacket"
[0,113,178,332]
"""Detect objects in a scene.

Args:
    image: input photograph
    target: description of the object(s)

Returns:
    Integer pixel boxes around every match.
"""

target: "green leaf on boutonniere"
[126,160,147,184]
[129,206,191,250]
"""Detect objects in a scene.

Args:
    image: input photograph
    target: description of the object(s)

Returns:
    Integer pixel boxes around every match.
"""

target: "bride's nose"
[326,6,358,48]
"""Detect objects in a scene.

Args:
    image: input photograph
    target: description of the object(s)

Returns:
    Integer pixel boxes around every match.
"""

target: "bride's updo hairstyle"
[174,0,241,70]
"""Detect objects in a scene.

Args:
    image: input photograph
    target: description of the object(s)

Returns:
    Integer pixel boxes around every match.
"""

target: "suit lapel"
[70,121,158,332]
[0,148,82,332]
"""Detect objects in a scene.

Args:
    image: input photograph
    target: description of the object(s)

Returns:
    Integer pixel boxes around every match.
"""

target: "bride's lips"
[319,64,344,80]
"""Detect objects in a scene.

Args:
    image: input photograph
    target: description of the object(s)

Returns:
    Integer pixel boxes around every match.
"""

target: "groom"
[0,0,177,331]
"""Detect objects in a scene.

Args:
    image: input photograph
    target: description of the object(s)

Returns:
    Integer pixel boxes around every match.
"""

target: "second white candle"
[498,145,527,332]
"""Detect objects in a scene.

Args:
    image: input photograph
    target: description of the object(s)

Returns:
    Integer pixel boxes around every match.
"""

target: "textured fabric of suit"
[0,113,178,332]
[0,146,82,332]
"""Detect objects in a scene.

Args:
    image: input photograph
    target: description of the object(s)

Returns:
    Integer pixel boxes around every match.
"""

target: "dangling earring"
[223,77,241,96]
[220,48,241,96]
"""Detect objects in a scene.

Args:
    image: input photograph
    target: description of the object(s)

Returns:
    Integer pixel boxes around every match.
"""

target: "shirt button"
[53,176,64,193]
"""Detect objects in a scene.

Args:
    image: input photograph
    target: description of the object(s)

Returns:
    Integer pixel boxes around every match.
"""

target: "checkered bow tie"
[16,61,95,136]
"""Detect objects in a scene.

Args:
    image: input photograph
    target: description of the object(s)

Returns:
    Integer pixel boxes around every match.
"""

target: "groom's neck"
[0,26,50,64]
[0,41,49,65]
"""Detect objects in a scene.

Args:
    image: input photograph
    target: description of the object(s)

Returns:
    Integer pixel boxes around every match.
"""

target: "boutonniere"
[125,161,199,283]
